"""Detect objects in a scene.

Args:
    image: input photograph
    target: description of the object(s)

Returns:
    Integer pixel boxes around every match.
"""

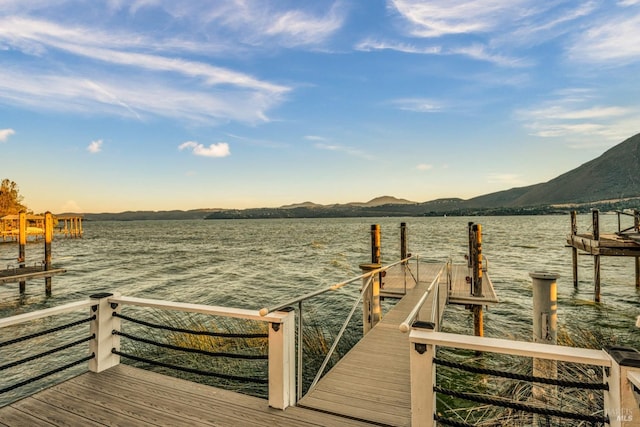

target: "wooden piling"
[371,224,381,264]
[44,212,53,296]
[400,222,407,261]
[592,210,601,302]
[18,211,26,294]
[570,211,579,288]
[470,223,484,337]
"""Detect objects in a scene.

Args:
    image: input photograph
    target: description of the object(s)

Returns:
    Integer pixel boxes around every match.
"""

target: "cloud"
[355,38,525,67]
[0,14,290,124]
[315,143,373,160]
[516,90,640,145]
[391,98,445,113]
[179,141,230,158]
[568,12,640,64]
[0,128,15,142]
[87,139,103,153]
[389,0,531,38]
[305,135,327,142]
[416,164,433,171]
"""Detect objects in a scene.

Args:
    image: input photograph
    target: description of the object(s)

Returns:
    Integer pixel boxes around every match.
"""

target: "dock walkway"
[297,263,448,426]
[0,262,496,426]
[0,365,372,426]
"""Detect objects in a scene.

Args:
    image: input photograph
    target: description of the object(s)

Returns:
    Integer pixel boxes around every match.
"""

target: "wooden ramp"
[0,365,373,426]
[297,263,448,427]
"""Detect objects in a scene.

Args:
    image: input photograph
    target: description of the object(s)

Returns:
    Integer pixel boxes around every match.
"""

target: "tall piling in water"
[18,211,26,294]
[44,212,53,296]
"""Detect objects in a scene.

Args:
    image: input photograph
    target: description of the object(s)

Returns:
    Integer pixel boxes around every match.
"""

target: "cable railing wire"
[0,334,95,372]
[113,349,267,384]
[114,331,267,360]
[0,353,95,395]
[434,357,607,390]
[0,315,96,348]
[113,312,267,339]
[434,386,608,425]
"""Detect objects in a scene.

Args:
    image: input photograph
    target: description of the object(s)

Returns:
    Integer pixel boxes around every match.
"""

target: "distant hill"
[71,133,640,220]
[345,196,417,207]
[75,209,223,221]
[465,132,640,208]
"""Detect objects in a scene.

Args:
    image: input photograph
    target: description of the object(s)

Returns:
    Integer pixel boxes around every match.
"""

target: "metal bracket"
[415,343,427,354]
[271,322,281,332]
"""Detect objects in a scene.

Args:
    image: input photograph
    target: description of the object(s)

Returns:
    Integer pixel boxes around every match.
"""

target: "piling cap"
[529,271,560,280]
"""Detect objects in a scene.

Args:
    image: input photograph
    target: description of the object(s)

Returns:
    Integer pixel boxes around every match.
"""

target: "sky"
[1,0,639,214]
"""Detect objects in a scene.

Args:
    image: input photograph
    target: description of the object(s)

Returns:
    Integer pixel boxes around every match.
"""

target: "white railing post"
[89,292,121,373]
[604,347,640,427]
[410,325,436,427]
[268,308,295,409]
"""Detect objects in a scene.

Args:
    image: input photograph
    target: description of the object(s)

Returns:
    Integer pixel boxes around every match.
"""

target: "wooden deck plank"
[0,364,374,426]
[298,263,447,426]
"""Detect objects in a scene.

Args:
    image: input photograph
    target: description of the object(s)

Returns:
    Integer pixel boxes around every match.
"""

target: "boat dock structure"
[1,212,67,297]
[567,209,640,302]
[1,222,639,426]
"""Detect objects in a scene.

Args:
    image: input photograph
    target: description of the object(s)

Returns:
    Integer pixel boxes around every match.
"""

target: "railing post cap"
[412,320,435,330]
[529,271,560,280]
[90,292,114,299]
[605,346,640,367]
[359,263,381,271]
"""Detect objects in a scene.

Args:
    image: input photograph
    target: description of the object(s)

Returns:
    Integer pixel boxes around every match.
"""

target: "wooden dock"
[0,364,372,426]
[0,265,66,285]
[567,209,640,301]
[0,261,491,426]
[297,262,497,426]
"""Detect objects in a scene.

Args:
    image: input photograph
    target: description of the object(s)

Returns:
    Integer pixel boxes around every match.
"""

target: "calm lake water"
[1,214,639,404]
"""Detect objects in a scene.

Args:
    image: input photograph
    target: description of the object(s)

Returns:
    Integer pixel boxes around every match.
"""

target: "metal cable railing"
[258,255,418,400]
[0,314,96,396]
[114,311,269,385]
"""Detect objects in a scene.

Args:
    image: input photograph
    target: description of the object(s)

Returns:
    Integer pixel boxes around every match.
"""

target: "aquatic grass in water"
[435,323,616,426]
[116,306,361,398]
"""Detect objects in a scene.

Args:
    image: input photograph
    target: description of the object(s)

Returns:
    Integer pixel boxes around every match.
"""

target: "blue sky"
[1,0,639,213]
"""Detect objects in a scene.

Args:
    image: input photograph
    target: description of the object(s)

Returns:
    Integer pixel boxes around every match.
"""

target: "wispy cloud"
[87,139,103,153]
[0,10,292,124]
[391,98,445,113]
[416,164,433,171]
[568,12,640,64]
[179,141,231,158]
[315,143,373,160]
[356,38,525,67]
[305,135,327,142]
[0,128,15,142]
[516,90,640,145]
[388,0,531,38]
[355,39,441,55]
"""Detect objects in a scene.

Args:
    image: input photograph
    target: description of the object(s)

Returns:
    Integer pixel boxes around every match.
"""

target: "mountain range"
[77,133,640,220]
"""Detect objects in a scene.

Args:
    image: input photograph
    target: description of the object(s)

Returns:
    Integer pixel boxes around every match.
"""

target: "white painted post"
[410,326,436,427]
[604,347,640,427]
[268,308,296,409]
[530,271,559,406]
[89,292,121,373]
